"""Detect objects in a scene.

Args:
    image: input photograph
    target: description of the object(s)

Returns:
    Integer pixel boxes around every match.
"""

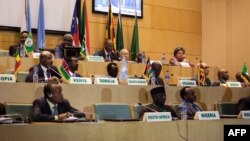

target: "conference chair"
[4,102,32,122]
[17,71,29,82]
[93,103,133,121]
[132,104,144,119]
[216,102,238,117]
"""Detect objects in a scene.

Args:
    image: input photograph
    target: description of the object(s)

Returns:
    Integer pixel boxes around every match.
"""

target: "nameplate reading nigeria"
[127,79,147,85]
[194,111,220,120]
[87,56,104,62]
[179,80,197,86]
[95,77,119,85]
[226,82,242,87]
[143,112,172,122]
[0,74,15,83]
[238,111,250,119]
[70,77,92,84]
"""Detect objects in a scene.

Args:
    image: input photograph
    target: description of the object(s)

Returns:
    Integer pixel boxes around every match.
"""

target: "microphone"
[138,103,158,112]
[48,67,62,78]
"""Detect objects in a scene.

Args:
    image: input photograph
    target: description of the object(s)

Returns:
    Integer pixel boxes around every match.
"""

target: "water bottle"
[161,53,166,65]
[142,52,146,63]
[165,70,170,86]
[181,104,187,120]
[33,66,39,83]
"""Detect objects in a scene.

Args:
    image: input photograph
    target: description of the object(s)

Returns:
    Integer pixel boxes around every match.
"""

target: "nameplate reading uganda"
[194,111,220,120]
[238,111,250,119]
[0,74,15,83]
[87,56,104,62]
[95,77,118,85]
[179,80,197,86]
[70,77,92,84]
[143,112,172,122]
[127,79,147,85]
[226,82,242,87]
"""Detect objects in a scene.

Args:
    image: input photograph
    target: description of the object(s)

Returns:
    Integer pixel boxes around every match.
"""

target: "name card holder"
[70,77,92,84]
[238,111,250,119]
[178,80,197,86]
[142,112,172,122]
[0,74,16,83]
[226,82,242,87]
[194,111,220,120]
[32,52,41,58]
[127,79,147,85]
[87,55,104,62]
[180,62,190,67]
[95,77,119,85]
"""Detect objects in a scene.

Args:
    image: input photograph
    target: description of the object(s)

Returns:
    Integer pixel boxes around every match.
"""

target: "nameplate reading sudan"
[95,77,119,85]
[127,79,147,85]
[70,77,92,84]
[194,111,220,120]
[143,112,172,122]
[0,74,15,83]
[226,82,242,87]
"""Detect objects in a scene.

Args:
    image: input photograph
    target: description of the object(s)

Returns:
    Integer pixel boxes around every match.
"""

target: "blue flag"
[120,57,128,81]
[27,0,31,32]
[36,0,45,50]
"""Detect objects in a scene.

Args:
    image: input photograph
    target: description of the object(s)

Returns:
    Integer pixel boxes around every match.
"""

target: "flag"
[131,11,139,61]
[105,1,116,50]
[242,63,248,75]
[144,58,153,78]
[37,0,46,50]
[116,0,124,51]
[60,59,70,80]
[199,67,206,86]
[80,0,90,57]
[14,50,21,76]
[71,1,81,47]
[120,56,128,80]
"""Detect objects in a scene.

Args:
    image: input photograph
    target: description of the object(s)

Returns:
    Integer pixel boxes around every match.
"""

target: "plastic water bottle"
[33,66,39,83]
[165,70,170,86]
[142,52,146,63]
[181,105,187,120]
[161,53,166,65]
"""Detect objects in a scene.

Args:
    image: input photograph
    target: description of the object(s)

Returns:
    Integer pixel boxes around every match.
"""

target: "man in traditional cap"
[139,86,177,119]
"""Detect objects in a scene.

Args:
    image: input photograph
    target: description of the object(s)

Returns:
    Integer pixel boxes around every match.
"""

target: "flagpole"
[198,59,202,86]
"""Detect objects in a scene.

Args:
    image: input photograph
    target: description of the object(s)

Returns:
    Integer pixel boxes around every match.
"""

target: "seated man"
[136,51,145,63]
[119,48,129,61]
[212,69,229,86]
[9,31,29,57]
[139,86,177,119]
[149,62,164,85]
[32,77,85,121]
[177,86,203,119]
[25,51,62,82]
[235,96,250,114]
[94,39,119,62]
[107,62,118,78]
[54,34,73,59]
[193,63,212,86]
[235,72,250,87]
[65,56,82,77]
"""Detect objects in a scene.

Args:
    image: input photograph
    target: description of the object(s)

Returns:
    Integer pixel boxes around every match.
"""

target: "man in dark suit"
[25,51,62,82]
[193,63,212,86]
[66,56,82,77]
[177,86,203,119]
[236,96,250,114]
[149,62,164,85]
[139,86,177,120]
[32,77,85,122]
[94,39,119,62]
[9,31,29,57]
[54,34,73,59]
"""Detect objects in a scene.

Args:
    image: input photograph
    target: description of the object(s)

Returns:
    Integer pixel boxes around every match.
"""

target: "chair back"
[4,102,32,122]
[216,102,237,115]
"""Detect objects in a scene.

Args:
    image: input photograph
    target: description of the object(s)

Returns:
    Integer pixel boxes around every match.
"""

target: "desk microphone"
[138,103,158,112]
[48,67,62,78]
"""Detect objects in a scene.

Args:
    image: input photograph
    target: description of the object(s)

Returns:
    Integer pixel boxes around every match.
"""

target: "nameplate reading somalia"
[0,74,15,83]
[95,77,118,85]
[226,82,242,87]
[70,77,92,84]
[143,112,172,122]
[127,79,147,85]
[179,80,197,86]
[238,111,250,119]
[194,111,220,120]
[87,56,104,62]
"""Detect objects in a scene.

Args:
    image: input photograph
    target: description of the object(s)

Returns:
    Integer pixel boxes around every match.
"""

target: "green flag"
[116,1,124,51]
[24,32,33,53]
[131,16,139,61]
[242,63,248,75]
[80,0,90,57]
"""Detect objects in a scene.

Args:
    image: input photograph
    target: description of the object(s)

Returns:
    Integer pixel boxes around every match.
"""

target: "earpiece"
[48,93,52,98]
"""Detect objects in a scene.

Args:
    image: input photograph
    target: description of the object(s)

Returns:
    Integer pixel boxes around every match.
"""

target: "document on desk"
[62,117,87,122]
[0,117,13,124]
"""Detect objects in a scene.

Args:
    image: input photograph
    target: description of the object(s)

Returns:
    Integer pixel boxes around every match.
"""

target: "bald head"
[120,49,129,61]
[218,69,229,81]
[63,34,73,46]
[104,39,114,53]
[198,62,210,76]
[40,51,53,68]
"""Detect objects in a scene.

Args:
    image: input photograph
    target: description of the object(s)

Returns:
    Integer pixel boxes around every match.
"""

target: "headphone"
[48,93,53,98]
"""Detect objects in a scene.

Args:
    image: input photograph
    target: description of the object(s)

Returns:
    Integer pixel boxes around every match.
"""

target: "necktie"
[46,69,51,78]
[106,54,111,62]
[52,105,58,116]
[20,45,25,57]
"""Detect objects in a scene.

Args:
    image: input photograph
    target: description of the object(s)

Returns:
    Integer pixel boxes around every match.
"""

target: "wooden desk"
[0,119,249,141]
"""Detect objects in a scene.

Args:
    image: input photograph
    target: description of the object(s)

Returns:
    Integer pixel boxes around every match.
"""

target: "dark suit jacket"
[236,96,250,114]
[177,102,203,118]
[193,75,212,86]
[139,104,177,120]
[94,50,119,61]
[54,44,65,59]
[149,76,164,85]
[25,64,62,82]
[9,44,28,57]
[32,97,85,122]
